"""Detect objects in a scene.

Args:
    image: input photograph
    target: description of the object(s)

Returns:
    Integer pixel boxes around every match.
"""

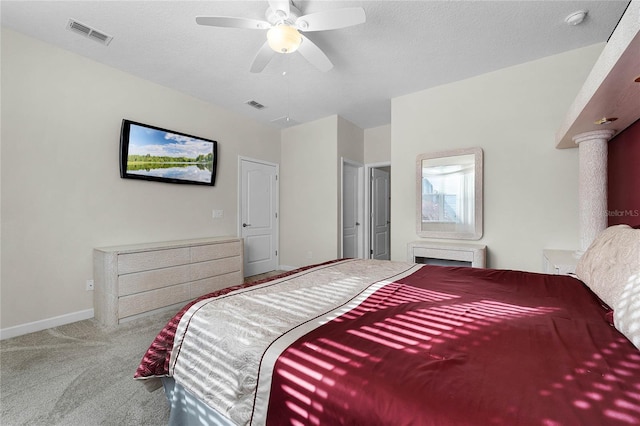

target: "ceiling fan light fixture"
[267,24,302,53]
[565,10,588,26]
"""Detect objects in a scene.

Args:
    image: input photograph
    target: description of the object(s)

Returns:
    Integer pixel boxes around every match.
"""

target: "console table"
[407,241,487,268]
[93,236,243,326]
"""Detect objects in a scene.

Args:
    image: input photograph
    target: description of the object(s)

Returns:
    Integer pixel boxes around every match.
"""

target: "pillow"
[576,224,640,349]
[613,276,640,349]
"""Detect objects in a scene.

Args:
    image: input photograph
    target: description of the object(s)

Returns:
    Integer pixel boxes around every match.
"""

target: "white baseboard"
[0,308,94,340]
[278,265,297,272]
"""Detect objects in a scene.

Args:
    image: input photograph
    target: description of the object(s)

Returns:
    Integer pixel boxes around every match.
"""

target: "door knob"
[243,223,251,227]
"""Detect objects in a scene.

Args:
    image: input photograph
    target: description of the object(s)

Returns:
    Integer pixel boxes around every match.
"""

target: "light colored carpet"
[0,272,285,426]
[0,310,176,426]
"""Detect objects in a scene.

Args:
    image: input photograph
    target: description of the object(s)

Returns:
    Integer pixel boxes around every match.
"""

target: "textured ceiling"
[0,1,630,129]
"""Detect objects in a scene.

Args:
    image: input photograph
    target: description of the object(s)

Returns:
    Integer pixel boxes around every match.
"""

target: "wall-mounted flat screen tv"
[120,119,217,186]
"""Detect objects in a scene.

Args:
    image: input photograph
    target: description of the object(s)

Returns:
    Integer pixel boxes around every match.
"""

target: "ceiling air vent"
[67,19,113,46]
[245,100,266,110]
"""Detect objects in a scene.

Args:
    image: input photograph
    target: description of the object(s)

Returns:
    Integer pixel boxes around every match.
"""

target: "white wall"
[337,116,365,254]
[279,115,364,268]
[0,27,606,334]
[364,124,391,164]
[391,44,605,271]
[0,29,280,331]
[338,116,365,164]
[280,116,338,268]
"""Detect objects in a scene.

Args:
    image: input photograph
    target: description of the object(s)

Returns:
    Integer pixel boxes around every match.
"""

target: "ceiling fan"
[196,0,366,73]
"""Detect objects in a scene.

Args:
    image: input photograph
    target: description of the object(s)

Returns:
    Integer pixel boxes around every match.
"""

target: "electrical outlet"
[86,279,94,291]
[212,209,224,219]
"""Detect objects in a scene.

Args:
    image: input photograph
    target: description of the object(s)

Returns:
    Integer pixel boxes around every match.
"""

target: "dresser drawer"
[191,271,244,299]
[191,242,242,262]
[191,256,242,281]
[118,264,191,296]
[118,247,190,274]
[119,283,191,319]
[94,237,244,325]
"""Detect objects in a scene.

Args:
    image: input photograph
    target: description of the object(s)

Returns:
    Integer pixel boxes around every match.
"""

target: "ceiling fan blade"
[268,0,290,18]
[196,16,270,30]
[250,41,276,73]
[298,34,333,72]
[296,7,365,32]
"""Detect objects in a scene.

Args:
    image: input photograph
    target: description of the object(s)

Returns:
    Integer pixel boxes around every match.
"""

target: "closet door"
[240,158,279,276]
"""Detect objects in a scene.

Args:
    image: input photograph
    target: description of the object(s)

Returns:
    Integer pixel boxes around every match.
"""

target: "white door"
[240,158,278,276]
[342,161,362,258]
[371,167,390,260]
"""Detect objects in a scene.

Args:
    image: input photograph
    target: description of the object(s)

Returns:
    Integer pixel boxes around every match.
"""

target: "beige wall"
[337,117,365,255]
[338,116,365,164]
[280,116,339,268]
[364,124,391,164]
[391,44,605,271]
[0,29,280,330]
[1,27,605,334]
[279,115,364,267]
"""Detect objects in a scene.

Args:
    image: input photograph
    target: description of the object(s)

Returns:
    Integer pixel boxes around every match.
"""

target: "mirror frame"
[416,147,483,240]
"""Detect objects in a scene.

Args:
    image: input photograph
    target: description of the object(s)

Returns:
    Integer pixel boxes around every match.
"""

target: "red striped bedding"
[135,259,640,425]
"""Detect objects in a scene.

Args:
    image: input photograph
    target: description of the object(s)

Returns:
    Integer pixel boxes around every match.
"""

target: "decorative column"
[573,129,615,255]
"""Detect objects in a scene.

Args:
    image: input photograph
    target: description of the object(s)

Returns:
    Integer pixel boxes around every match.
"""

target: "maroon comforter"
[137,261,640,425]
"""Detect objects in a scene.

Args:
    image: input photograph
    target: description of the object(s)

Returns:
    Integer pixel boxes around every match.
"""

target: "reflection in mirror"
[416,147,483,240]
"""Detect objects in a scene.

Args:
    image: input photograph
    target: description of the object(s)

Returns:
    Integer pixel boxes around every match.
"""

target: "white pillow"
[575,224,640,349]
[613,275,640,349]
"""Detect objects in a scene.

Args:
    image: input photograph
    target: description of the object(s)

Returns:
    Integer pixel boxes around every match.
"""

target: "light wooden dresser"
[93,236,243,326]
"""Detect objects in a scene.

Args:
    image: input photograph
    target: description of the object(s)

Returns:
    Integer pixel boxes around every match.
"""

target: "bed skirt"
[162,377,235,426]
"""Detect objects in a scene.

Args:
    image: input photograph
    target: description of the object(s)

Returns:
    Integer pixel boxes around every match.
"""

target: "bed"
[135,225,640,425]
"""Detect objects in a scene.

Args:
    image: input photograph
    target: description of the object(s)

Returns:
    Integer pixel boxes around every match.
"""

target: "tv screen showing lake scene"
[121,120,217,186]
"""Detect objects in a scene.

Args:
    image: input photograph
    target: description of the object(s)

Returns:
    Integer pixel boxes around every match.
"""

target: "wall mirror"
[416,147,483,240]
